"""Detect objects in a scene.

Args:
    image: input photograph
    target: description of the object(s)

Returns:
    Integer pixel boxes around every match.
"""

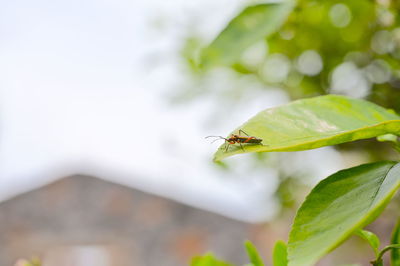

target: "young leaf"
[200,0,294,68]
[213,95,400,161]
[391,219,400,266]
[287,161,400,266]
[191,253,234,266]
[273,241,288,266]
[244,241,264,266]
[355,229,380,257]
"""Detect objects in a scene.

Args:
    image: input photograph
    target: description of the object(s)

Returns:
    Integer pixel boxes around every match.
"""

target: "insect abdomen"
[237,137,262,144]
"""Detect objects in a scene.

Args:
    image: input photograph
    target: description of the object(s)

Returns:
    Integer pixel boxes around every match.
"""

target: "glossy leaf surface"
[287,161,400,266]
[201,1,294,67]
[214,95,400,161]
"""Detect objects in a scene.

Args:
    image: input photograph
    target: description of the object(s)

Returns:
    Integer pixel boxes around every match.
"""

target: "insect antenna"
[205,136,228,144]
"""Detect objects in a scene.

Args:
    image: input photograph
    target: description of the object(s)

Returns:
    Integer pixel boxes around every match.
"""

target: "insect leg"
[225,143,230,152]
[238,129,249,136]
[239,142,244,151]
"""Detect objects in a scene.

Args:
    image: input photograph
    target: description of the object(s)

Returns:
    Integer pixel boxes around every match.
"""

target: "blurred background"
[0,0,399,265]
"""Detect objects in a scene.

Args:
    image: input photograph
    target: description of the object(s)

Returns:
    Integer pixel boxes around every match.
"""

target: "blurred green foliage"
[184,0,400,111]
[272,241,288,266]
[244,241,265,266]
[201,1,294,68]
[391,219,400,265]
[191,253,235,266]
[191,241,269,266]
[181,0,400,215]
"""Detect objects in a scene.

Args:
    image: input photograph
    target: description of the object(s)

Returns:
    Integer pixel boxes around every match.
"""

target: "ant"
[206,129,263,152]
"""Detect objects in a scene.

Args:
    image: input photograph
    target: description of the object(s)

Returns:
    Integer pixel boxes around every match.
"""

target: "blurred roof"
[0,174,257,266]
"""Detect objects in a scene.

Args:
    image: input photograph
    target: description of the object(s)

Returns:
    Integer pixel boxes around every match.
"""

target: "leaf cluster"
[189,1,400,265]
[201,95,400,265]
[186,0,400,111]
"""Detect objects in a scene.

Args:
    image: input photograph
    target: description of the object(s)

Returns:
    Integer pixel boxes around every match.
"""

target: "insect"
[206,130,263,152]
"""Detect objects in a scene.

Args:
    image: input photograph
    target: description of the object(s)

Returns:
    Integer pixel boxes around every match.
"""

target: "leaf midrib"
[367,163,397,210]
[267,119,400,148]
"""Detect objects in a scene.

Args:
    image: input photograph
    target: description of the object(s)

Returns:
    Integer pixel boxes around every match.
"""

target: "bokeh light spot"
[241,41,268,68]
[371,30,394,55]
[296,50,323,76]
[329,4,352,28]
[330,62,370,98]
[259,54,291,83]
[363,59,391,84]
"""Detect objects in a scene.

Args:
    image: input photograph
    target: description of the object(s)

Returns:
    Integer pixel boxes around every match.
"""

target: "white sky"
[0,0,344,222]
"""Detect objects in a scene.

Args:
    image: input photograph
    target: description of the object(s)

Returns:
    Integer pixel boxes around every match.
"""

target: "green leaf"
[245,241,264,266]
[200,0,294,68]
[191,253,234,266]
[355,229,380,257]
[391,219,400,266]
[287,161,400,266]
[273,241,288,266]
[213,95,400,162]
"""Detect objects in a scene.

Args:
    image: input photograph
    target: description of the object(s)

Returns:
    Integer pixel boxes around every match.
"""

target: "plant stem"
[371,258,383,266]
[370,244,400,265]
